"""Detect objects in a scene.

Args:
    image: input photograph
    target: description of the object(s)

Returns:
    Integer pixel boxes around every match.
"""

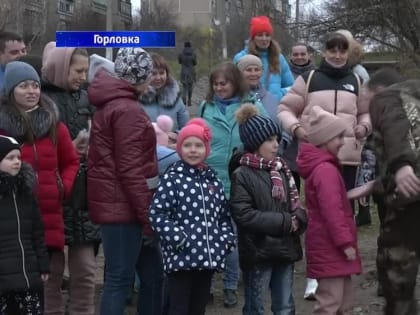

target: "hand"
[354,125,367,139]
[294,127,307,141]
[347,180,376,200]
[395,165,420,198]
[344,246,356,261]
[290,216,299,232]
[41,274,49,282]
[73,129,89,155]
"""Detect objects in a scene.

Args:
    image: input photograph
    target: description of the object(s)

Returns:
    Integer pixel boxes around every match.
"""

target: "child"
[229,104,307,315]
[149,118,236,315]
[0,136,49,314]
[297,106,362,314]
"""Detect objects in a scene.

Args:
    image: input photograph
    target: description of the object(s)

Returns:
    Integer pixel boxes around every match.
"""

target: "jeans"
[223,220,240,290]
[100,224,142,315]
[243,263,295,315]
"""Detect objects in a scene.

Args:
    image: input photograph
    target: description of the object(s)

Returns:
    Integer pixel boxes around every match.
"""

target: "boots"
[356,204,372,226]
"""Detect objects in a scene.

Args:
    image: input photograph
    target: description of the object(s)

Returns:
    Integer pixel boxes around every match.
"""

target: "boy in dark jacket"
[0,136,49,314]
[229,104,307,315]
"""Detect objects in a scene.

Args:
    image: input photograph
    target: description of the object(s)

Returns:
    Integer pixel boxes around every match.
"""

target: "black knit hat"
[0,136,21,162]
[236,103,282,152]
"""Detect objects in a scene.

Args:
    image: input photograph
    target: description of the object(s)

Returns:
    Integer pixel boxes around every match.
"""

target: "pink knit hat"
[306,106,348,146]
[152,115,174,146]
[176,118,212,159]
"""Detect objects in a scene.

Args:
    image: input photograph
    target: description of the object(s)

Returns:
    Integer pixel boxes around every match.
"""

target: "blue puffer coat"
[233,49,294,102]
[149,161,236,273]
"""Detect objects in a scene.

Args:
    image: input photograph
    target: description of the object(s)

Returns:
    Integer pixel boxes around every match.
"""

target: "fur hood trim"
[140,76,181,108]
[0,163,35,195]
[0,94,59,142]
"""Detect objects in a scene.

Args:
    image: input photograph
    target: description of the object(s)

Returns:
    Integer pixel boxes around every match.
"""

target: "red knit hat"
[250,16,273,39]
[176,118,212,160]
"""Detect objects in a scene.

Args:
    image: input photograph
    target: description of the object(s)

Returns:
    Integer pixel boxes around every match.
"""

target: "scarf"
[239,152,301,212]
[213,95,240,114]
[318,58,352,79]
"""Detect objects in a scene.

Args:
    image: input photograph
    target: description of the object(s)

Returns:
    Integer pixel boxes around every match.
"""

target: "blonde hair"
[248,38,282,73]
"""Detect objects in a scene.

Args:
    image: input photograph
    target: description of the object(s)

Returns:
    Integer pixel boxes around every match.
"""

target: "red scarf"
[239,153,301,212]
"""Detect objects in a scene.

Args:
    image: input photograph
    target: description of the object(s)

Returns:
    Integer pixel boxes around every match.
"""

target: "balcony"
[92,0,107,13]
[119,0,132,18]
[57,0,74,16]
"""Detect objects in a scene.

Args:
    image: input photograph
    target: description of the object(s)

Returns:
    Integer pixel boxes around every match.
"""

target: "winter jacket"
[140,78,190,131]
[0,164,49,293]
[288,60,316,79]
[43,83,100,246]
[199,97,267,198]
[0,97,79,250]
[279,59,371,165]
[149,161,236,273]
[229,157,307,270]
[87,69,159,234]
[233,49,294,102]
[297,143,362,279]
[178,47,197,85]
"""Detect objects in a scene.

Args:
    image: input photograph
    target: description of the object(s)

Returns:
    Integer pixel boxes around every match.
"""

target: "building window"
[58,0,74,14]
[120,0,132,16]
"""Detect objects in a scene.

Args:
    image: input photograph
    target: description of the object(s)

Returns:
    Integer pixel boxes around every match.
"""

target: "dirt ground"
[87,207,397,314]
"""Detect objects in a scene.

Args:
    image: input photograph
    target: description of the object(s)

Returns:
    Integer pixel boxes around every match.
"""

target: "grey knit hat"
[114,48,153,85]
[236,103,282,152]
[3,61,41,96]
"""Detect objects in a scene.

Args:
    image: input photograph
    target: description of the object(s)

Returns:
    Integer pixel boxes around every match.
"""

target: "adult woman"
[42,42,100,315]
[233,16,294,102]
[199,61,267,308]
[0,61,79,306]
[141,53,190,131]
[278,32,371,300]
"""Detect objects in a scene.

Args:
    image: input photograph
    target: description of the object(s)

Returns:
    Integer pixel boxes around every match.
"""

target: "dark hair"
[184,41,191,48]
[248,38,281,73]
[367,68,403,91]
[0,31,24,52]
[150,52,172,87]
[325,33,349,51]
[206,62,248,101]
[292,42,309,51]
[17,55,42,77]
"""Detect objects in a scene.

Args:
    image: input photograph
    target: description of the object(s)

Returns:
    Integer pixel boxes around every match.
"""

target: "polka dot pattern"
[149,161,236,273]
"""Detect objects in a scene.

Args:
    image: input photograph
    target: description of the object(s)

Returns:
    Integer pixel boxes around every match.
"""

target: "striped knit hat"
[236,103,282,152]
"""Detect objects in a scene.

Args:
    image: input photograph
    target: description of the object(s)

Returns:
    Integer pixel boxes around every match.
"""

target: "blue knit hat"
[3,61,40,96]
[236,103,282,152]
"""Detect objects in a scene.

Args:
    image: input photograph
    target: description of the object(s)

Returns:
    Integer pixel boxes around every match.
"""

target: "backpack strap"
[305,70,316,104]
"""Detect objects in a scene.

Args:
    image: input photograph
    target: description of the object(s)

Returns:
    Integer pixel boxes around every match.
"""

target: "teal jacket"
[198,97,267,198]
[233,49,294,102]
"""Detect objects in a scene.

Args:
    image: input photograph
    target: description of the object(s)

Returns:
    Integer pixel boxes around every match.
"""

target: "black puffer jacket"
[0,164,50,293]
[229,153,307,270]
[43,84,100,245]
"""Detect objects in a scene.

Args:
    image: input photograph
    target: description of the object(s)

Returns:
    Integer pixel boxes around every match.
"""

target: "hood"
[140,77,180,108]
[88,68,137,109]
[297,142,339,179]
[167,160,217,181]
[0,162,35,195]
[289,60,315,77]
[89,54,115,83]
[42,42,75,91]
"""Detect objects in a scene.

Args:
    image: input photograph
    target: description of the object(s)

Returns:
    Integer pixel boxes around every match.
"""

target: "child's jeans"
[0,290,42,315]
[242,262,295,315]
[313,276,353,315]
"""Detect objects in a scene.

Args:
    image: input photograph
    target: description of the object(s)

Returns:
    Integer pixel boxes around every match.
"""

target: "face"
[151,67,167,90]
[0,149,21,176]
[291,45,310,66]
[242,65,262,88]
[322,133,345,156]
[181,136,206,166]
[324,47,349,68]
[256,135,279,160]
[0,40,27,64]
[67,54,89,91]
[212,75,234,100]
[254,33,271,49]
[13,80,41,111]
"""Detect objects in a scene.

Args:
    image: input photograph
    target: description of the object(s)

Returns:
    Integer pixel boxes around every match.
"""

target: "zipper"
[13,191,30,288]
[334,90,338,115]
[198,179,213,267]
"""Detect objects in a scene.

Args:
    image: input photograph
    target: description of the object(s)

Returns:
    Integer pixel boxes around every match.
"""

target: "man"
[178,41,197,107]
[368,72,420,315]
[288,43,315,79]
[0,32,27,92]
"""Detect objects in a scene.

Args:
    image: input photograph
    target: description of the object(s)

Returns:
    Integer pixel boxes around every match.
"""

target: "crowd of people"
[0,13,420,315]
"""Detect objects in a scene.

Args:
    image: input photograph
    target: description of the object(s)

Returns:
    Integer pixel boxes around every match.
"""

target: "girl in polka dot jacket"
[149,118,236,315]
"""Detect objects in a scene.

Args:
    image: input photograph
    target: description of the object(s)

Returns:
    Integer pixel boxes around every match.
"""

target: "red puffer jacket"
[0,97,79,250]
[87,69,158,234]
